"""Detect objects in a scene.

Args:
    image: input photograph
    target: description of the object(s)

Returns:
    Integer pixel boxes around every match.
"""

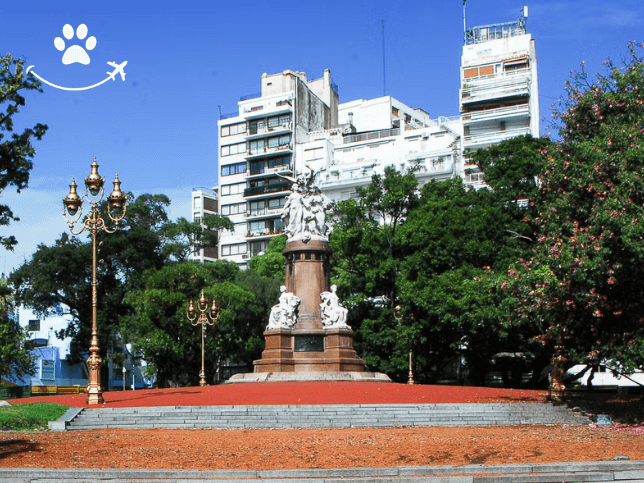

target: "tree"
[248,234,287,280]
[9,194,227,387]
[331,165,543,384]
[1,54,48,250]
[514,44,644,372]
[161,214,233,262]
[121,260,258,387]
[0,277,35,382]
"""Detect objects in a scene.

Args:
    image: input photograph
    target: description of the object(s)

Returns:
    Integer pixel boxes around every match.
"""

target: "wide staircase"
[65,402,590,431]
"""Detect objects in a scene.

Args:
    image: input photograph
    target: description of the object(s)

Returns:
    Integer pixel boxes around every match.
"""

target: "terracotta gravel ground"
[3,382,643,470]
[1,426,643,470]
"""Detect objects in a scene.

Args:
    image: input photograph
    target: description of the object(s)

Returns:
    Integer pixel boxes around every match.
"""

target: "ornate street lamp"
[186,290,220,386]
[63,157,127,405]
[394,305,415,385]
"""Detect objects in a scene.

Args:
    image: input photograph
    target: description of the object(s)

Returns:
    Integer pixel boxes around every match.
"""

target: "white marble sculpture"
[267,285,301,329]
[320,285,350,329]
[279,166,334,242]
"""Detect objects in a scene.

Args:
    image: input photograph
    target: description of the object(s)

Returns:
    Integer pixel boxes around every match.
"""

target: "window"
[267,155,290,168]
[267,134,290,149]
[221,162,247,176]
[221,142,246,157]
[221,122,246,137]
[249,200,265,214]
[250,221,267,234]
[221,243,247,256]
[268,197,285,210]
[221,203,245,216]
[249,161,265,175]
[194,215,202,224]
[249,139,265,155]
[267,114,290,128]
[221,182,245,196]
[250,240,269,256]
[193,197,201,210]
[28,319,40,332]
[203,198,217,212]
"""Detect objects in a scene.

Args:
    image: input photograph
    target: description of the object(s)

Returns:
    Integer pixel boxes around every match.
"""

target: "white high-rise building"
[195,8,539,267]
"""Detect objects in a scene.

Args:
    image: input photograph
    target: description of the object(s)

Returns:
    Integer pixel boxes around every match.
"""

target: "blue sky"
[1,0,643,274]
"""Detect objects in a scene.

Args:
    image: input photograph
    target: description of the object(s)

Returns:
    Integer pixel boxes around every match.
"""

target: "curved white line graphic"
[26,65,120,91]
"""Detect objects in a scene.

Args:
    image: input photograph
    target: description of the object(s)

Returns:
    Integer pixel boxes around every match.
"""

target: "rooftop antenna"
[381,19,386,96]
[463,0,467,45]
[218,105,222,119]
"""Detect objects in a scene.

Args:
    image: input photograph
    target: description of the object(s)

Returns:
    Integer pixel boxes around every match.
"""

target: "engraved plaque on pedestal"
[294,335,324,352]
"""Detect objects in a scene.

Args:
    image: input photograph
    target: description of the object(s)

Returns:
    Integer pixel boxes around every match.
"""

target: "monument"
[229,167,390,382]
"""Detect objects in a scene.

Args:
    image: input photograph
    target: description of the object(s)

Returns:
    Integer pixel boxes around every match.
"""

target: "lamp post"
[63,157,127,405]
[122,366,126,391]
[186,290,220,386]
[394,305,415,385]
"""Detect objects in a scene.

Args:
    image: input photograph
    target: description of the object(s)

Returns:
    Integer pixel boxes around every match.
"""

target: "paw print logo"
[54,24,97,65]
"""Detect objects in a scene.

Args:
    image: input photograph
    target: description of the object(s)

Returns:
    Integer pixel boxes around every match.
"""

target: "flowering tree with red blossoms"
[512,44,644,372]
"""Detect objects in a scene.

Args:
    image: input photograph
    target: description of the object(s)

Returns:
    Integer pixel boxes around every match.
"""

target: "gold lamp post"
[186,290,220,386]
[63,157,127,405]
[394,305,415,385]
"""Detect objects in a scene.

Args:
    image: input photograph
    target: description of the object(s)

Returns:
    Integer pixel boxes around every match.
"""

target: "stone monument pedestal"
[250,239,372,377]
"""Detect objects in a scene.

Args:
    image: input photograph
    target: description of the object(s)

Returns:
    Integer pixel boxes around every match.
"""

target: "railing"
[240,92,261,101]
[465,20,526,45]
[464,127,531,146]
[247,143,293,158]
[246,227,286,238]
[461,76,530,103]
[220,111,238,120]
[247,122,292,138]
[343,128,400,144]
[462,103,530,123]
[244,181,291,197]
[247,207,283,218]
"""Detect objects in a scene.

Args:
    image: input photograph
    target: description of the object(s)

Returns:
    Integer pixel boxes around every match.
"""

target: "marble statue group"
[279,166,333,242]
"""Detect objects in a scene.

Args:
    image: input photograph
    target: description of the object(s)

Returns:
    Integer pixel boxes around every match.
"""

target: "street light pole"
[63,157,127,405]
[394,305,415,385]
[186,290,220,386]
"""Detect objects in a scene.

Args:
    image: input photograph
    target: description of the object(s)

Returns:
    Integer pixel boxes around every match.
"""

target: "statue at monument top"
[278,165,334,242]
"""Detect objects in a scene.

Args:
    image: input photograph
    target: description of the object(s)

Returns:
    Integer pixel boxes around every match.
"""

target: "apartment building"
[460,6,539,186]
[198,7,539,267]
[191,187,219,262]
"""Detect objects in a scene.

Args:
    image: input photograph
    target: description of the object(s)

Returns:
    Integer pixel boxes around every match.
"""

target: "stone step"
[2,460,643,482]
[62,403,590,431]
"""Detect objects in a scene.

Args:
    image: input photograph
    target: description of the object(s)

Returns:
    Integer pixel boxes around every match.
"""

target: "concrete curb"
[47,406,83,431]
[1,460,643,482]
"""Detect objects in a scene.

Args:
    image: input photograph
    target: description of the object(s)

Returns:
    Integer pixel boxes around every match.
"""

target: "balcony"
[247,164,293,179]
[464,127,531,147]
[246,143,293,159]
[246,207,284,220]
[343,128,400,145]
[465,20,526,45]
[246,228,286,240]
[246,121,293,140]
[462,103,530,125]
[244,180,291,198]
[461,72,531,105]
[242,98,293,120]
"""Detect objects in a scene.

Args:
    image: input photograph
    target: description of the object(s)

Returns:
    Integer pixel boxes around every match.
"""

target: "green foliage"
[0,277,36,382]
[248,234,287,280]
[331,165,539,384]
[122,260,263,387]
[0,54,48,250]
[515,44,644,371]
[0,403,69,430]
[161,213,233,262]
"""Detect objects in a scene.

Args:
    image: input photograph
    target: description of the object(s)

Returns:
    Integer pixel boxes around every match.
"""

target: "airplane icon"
[106,61,127,81]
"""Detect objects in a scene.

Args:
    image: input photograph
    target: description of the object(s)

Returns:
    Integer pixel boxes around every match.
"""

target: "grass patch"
[0,403,71,431]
